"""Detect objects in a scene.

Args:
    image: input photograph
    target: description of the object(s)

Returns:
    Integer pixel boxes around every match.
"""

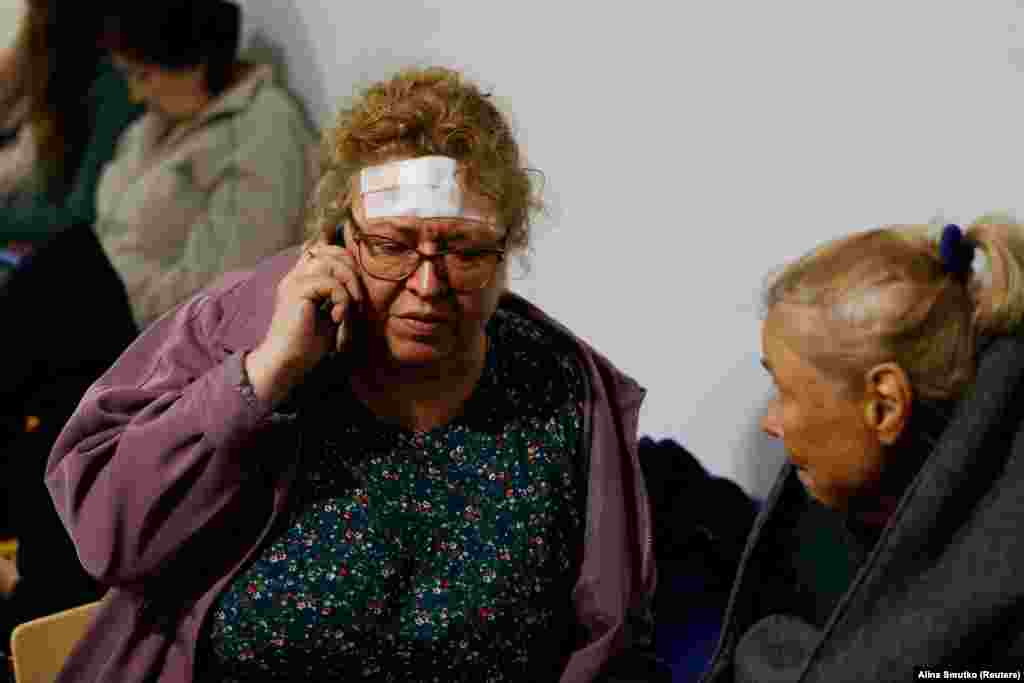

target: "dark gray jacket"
[704,335,1024,682]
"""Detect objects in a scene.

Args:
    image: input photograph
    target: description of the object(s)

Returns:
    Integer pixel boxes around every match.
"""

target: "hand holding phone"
[245,238,365,406]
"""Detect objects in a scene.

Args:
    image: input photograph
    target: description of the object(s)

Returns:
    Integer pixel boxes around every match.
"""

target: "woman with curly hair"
[46,66,658,682]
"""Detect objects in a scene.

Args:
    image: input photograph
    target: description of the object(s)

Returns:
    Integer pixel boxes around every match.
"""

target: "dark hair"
[19,0,106,195]
[100,0,241,95]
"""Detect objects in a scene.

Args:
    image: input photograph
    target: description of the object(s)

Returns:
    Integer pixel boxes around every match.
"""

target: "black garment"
[638,437,757,595]
[704,337,1024,682]
[638,436,756,683]
[0,222,137,421]
[734,479,871,638]
[718,400,953,683]
[0,394,105,642]
[0,222,137,639]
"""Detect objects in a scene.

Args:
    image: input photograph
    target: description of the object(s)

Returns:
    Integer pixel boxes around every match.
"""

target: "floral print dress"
[200,309,587,682]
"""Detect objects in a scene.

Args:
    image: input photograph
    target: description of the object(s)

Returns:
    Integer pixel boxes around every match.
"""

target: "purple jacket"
[46,247,655,682]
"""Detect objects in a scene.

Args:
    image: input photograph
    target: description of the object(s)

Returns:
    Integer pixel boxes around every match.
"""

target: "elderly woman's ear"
[863,362,913,446]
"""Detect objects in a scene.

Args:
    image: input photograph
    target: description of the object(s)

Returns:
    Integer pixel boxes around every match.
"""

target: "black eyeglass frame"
[342,207,508,292]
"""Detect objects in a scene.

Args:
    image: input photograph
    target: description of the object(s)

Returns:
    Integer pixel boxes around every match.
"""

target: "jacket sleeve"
[560,346,659,683]
[0,64,141,244]
[44,283,279,586]
[130,111,312,327]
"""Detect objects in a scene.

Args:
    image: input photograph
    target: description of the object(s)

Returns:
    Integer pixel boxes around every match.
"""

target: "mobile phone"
[326,220,354,351]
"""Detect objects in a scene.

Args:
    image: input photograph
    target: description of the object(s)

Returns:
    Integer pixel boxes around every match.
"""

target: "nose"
[761,397,783,439]
[406,255,447,297]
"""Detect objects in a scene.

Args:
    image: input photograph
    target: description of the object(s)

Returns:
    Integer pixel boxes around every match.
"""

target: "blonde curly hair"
[305,67,541,252]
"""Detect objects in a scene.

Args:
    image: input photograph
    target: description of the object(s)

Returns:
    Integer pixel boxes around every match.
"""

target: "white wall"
[236,0,1024,497]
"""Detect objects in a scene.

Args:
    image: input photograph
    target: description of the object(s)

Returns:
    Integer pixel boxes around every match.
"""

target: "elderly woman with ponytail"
[704,217,1024,682]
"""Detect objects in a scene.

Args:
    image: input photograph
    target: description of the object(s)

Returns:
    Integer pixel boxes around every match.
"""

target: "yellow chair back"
[9,601,101,683]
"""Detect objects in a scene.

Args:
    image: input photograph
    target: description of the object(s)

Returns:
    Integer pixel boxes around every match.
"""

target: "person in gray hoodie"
[45,66,658,683]
[704,217,1024,682]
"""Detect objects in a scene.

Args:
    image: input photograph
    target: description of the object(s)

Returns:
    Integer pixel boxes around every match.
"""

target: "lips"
[396,315,451,335]
[400,314,450,323]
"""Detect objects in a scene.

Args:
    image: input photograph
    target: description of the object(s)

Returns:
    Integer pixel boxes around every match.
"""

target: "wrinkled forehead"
[351,156,502,240]
[765,302,870,391]
[763,303,831,361]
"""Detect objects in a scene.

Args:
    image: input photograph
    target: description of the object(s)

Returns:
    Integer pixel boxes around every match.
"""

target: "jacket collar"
[191,62,275,125]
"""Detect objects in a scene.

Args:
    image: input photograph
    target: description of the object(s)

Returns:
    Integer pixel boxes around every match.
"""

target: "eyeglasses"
[345,208,507,292]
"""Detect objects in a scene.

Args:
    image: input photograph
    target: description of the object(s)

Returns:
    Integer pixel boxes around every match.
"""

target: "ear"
[863,362,913,445]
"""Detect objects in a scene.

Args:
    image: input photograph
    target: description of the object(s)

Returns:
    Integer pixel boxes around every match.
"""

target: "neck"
[167,90,213,123]
[848,494,901,528]
[850,402,953,528]
[349,335,488,432]
[168,62,247,122]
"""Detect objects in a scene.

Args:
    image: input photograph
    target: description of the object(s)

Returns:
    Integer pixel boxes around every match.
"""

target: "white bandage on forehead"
[359,156,489,222]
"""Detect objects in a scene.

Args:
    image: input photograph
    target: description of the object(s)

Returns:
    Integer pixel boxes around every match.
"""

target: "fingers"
[280,272,351,356]
[290,272,353,322]
[299,244,364,305]
[299,247,355,352]
[253,245,364,401]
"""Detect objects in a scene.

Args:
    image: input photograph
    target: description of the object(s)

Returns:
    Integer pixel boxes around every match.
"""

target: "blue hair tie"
[939,223,975,280]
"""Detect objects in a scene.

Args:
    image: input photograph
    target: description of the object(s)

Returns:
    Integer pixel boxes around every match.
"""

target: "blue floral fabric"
[202,308,586,682]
